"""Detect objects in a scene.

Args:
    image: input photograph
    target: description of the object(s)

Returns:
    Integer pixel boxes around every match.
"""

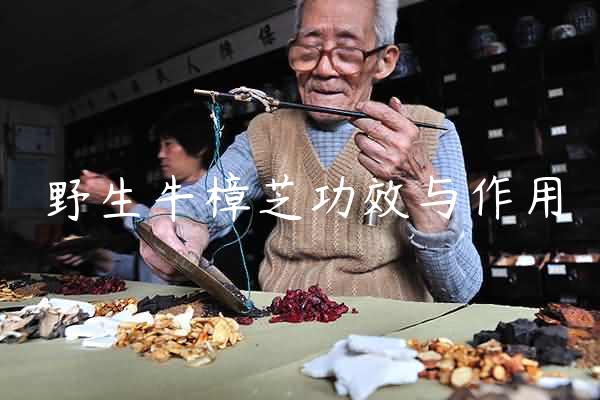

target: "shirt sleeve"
[96,251,137,281]
[123,203,150,234]
[405,118,483,303]
[153,131,264,241]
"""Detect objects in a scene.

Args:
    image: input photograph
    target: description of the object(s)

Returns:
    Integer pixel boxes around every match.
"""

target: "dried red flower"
[268,285,352,324]
[236,316,254,325]
[59,276,126,295]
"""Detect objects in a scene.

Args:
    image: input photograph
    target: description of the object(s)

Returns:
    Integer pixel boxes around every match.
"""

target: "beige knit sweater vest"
[247,105,444,301]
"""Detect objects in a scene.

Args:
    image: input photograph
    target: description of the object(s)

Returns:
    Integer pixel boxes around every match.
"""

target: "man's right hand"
[139,208,209,282]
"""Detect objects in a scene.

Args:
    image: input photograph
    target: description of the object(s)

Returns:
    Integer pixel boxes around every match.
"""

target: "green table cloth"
[0,281,592,400]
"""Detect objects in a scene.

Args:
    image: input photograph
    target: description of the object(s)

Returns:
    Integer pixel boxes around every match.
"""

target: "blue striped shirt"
[156,118,483,302]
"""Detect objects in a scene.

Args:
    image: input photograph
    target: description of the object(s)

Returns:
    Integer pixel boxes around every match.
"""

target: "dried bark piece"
[559,305,595,329]
[504,344,536,360]
[533,326,568,350]
[0,280,37,302]
[537,346,580,366]
[496,319,538,346]
[535,312,562,326]
[14,282,48,298]
[568,328,592,347]
[470,330,501,346]
[159,302,205,318]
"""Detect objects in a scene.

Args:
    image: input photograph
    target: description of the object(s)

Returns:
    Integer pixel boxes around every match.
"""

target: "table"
[0,281,591,400]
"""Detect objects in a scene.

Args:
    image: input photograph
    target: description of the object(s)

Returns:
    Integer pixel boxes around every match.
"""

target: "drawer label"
[547,264,567,275]
[497,169,512,179]
[491,63,506,73]
[491,268,508,278]
[446,107,460,117]
[556,212,573,224]
[493,97,509,108]
[560,296,577,304]
[551,163,568,174]
[551,125,568,136]
[488,128,504,139]
[548,87,565,99]
[443,73,457,83]
[576,255,594,263]
[501,215,517,225]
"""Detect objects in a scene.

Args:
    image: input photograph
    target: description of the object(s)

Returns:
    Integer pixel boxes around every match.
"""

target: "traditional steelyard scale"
[193,86,448,131]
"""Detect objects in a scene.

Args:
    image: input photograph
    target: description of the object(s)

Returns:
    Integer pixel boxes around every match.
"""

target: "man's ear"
[373,45,400,81]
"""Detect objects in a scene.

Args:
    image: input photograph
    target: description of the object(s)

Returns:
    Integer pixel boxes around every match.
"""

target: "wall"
[0,98,64,241]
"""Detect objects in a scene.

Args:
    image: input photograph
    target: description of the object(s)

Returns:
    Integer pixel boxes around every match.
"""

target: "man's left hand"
[352,98,449,233]
[352,97,429,186]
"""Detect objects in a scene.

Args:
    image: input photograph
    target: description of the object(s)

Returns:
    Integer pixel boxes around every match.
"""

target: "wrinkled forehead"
[297,0,376,43]
[297,25,368,41]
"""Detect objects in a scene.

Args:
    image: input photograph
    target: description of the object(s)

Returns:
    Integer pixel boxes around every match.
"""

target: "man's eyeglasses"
[287,40,391,75]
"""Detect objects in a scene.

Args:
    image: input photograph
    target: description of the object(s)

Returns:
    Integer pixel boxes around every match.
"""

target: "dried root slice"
[526,365,542,381]
[114,310,242,366]
[492,365,507,382]
[477,339,503,353]
[187,355,213,368]
[94,297,137,317]
[504,354,525,375]
[149,347,171,362]
[418,350,443,369]
[418,351,442,362]
[410,337,545,388]
[437,358,456,372]
[521,358,538,368]
[431,338,454,354]
[439,370,452,385]
[451,367,473,388]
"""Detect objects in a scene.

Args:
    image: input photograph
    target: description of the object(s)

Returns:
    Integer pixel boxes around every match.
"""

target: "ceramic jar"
[566,2,598,35]
[469,25,499,58]
[550,24,577,40]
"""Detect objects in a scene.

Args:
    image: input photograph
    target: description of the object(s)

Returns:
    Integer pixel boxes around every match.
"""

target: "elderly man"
[141,0,483,302]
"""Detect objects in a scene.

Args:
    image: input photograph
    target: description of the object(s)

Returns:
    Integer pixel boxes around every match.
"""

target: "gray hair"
[295,0,399,46]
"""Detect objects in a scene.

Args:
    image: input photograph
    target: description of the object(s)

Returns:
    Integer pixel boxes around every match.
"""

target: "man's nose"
[313,51,339,78]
